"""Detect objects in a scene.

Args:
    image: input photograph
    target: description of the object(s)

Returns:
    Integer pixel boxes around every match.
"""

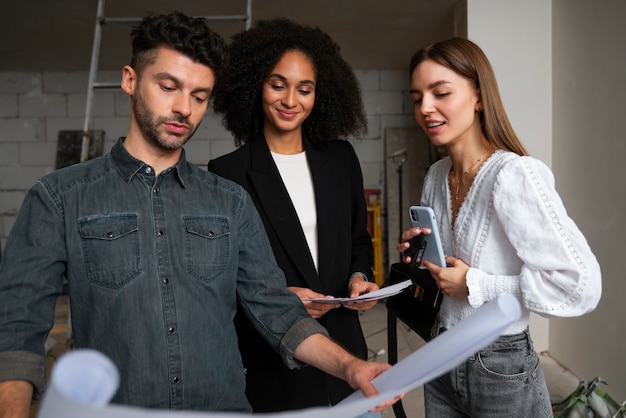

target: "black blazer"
[208,136,374,411]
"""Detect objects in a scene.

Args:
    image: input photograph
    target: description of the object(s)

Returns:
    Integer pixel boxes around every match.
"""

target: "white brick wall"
[0,94,18,117]
[0,69,416,244]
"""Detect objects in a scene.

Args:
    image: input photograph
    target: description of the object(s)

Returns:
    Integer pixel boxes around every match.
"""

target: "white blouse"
[421,150,602,335]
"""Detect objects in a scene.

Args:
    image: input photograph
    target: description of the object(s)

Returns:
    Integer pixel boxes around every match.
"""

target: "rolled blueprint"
[38,348,119,417]
[38,293,521,418]
[338,293,523,407]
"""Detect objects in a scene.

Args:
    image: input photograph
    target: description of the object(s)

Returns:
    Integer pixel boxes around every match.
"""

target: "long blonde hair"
[409,37,528,156]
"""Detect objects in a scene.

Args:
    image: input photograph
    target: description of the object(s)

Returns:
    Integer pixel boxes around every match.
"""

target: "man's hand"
[340,356,402,411]
[294,334,400,413]
[0,380,33,418]
[287,286,340,319]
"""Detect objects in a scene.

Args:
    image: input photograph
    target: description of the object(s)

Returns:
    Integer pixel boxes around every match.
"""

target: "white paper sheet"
[302,279,413,303]
[38,293,520,418]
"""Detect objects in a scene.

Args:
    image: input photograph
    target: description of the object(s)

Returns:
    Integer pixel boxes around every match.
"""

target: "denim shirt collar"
[111,137,188,187]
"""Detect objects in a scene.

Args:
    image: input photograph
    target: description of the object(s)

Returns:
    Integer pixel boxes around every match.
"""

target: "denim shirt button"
[145,167,152,174]
[106,232,114,238]
[172,376,180,383]
[163,278,169,284]
[168,327,175,333]
[153,188,159,194]
[157,230,164,236]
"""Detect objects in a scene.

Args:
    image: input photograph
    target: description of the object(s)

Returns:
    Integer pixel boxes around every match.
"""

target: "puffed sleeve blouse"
[421,150,602,335]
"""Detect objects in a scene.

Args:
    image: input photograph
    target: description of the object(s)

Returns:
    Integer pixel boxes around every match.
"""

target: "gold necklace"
[450,152,489,201]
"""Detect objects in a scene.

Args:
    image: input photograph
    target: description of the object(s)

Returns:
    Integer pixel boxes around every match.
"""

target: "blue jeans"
[424,329,553,417]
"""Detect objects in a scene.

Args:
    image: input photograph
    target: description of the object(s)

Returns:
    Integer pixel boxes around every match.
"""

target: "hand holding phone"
[408,206,446,267]
[402,234,426,267]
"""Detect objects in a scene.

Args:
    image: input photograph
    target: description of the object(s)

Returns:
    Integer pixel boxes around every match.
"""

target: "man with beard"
[0,12,394,417]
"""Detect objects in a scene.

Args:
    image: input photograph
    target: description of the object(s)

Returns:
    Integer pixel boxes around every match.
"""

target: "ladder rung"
[101,15,248,25]
[93,81,120,89]
[196,14,249,22]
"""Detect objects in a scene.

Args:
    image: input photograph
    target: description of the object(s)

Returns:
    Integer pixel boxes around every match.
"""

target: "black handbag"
[385,261,443,342]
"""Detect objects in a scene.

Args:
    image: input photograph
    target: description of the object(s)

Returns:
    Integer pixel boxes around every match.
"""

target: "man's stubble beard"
[132,88,198,151]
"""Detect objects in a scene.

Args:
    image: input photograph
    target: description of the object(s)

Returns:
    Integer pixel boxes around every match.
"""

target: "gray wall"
[550,0,626,400]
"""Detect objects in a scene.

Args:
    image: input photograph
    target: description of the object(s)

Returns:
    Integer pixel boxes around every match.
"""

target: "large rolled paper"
[38,349,119,418]
[38,294,521,418]
[338,293,523,408]
[37,349,392,418]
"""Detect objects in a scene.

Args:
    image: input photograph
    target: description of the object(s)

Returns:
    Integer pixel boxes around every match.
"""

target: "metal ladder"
[79,0,252,162]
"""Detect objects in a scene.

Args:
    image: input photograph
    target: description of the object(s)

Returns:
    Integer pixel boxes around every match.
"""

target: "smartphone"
[408,206,446,267]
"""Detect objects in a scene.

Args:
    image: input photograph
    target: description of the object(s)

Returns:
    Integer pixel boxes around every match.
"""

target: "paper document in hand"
[303,279,412,303]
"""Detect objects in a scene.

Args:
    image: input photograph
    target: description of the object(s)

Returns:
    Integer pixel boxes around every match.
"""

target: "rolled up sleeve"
[279,317,329,369]
[0,351,46,400]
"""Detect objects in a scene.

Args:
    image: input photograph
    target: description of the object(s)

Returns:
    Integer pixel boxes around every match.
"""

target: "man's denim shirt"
[0,139,327,411]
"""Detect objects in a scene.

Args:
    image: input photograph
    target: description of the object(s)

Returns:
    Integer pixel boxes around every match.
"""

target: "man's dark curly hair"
[130,11,226,76]
[212,18,368,146]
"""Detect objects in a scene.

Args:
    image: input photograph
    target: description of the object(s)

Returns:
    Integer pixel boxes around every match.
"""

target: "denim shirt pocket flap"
[183,216,230,283]
[78,213,140,288]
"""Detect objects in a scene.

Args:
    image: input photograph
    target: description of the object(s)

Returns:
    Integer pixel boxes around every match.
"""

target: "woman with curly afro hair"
[208,18,381,416]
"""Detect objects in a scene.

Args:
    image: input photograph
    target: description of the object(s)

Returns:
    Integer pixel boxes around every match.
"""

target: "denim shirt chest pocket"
[78,213,140,289]
[184,216,230,283]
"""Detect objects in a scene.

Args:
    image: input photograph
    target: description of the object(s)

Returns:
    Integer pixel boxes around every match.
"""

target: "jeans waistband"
[431,323,530,345]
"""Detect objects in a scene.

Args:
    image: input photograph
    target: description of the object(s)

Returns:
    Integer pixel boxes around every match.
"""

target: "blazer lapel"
[304,137,339,289]
[246,139,322,290]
